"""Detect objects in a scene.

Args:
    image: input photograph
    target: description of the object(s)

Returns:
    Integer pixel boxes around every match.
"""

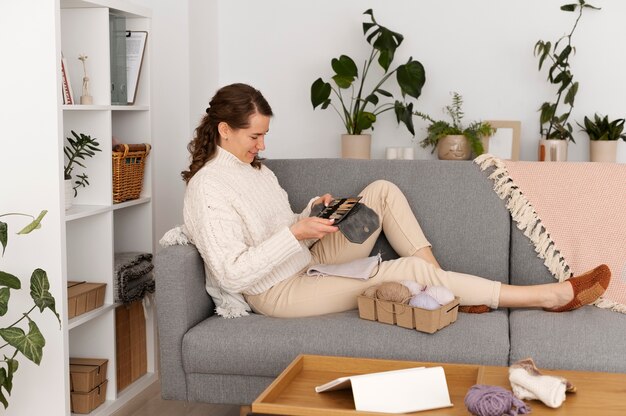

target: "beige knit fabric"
[183,146,316,317]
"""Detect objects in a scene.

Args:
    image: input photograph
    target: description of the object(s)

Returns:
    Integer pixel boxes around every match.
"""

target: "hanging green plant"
[0,210,60,409]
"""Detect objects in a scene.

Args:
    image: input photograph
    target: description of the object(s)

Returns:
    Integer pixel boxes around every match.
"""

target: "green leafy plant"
[578,114,626,141]
[64,130,101,197]
[0,210,60,409]
[534,0,599,142]
[311,9,426,136]
[414,92,495,156]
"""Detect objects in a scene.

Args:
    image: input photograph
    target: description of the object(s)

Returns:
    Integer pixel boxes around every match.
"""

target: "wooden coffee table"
[252,354,626,415]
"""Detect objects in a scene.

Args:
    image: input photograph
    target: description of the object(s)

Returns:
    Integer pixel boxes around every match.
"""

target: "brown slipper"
[544,264,611,312]
[459,304,491,314]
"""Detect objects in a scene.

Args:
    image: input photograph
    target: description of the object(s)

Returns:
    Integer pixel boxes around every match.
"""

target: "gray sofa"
[155,159,626,405]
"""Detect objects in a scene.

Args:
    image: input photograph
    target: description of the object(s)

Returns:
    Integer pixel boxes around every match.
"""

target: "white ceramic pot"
[589,140,618,162]
[437,135,471,160]
[616,140,626,164]
[341,134,371,159]
[65,179,73,210]
[538,139,568,161]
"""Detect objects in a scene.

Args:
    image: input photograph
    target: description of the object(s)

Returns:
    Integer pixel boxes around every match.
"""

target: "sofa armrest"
[155,244,214,400]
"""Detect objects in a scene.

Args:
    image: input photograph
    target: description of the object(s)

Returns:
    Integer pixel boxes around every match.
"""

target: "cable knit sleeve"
[184,181,303,294]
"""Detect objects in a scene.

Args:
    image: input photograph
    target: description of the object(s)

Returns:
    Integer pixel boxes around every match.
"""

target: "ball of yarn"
[362,285,379,298]
[375,282,412,303]
[408,292,441,310]
[465,384,530,416]
[425,285,455,305]
[400,280,425,295]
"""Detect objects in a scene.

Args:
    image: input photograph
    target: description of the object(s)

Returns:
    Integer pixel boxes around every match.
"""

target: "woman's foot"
[544,264,611,312]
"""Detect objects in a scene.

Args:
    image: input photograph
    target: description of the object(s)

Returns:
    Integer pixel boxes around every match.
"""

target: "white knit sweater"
[183,146,316,317]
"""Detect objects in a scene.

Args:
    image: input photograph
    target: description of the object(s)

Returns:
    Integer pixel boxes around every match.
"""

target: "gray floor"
[116,383,241,416]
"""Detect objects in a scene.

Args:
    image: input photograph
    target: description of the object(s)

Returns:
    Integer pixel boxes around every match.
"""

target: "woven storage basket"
[112,143,151,203]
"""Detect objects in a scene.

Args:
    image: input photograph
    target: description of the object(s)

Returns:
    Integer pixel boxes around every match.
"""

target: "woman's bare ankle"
[545,282,574,309]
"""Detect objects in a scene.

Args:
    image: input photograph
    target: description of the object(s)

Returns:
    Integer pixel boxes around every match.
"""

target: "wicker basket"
[112,143,151,203]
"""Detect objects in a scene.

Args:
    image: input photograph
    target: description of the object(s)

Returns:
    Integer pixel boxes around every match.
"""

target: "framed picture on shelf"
[482,120,521,161]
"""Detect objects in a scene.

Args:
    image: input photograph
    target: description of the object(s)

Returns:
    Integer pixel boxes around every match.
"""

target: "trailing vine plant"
[0,210,60,409]
[534,0,599,142]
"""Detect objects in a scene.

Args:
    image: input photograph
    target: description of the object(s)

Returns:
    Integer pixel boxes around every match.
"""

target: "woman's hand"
[313,193,334,207]
[290,217,339,241]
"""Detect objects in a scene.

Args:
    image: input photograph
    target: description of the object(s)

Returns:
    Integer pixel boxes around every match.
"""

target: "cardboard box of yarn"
[357,281,460,334]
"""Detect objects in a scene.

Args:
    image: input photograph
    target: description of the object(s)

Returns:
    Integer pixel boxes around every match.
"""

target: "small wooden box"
[70,379,107,414]
[357,296,460,334]
[67,281,106,319]
[69,358,108,392]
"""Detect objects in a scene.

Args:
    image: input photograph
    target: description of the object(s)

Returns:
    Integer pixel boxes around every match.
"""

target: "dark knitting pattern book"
[316,197,362,223]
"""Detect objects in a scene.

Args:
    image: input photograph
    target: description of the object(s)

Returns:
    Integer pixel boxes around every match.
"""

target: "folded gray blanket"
[114,252,155,304]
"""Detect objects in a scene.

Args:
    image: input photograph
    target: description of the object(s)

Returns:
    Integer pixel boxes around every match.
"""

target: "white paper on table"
[315,366,453,413]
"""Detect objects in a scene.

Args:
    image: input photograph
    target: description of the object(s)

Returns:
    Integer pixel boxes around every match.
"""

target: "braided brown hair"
[181,83,273,183]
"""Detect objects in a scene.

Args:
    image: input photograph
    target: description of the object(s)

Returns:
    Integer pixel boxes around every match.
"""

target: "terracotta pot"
[437,135,471,160]
[538,139,568,161]
[341,134,371,159]
[65,179,73,210]
[589,140,618,162]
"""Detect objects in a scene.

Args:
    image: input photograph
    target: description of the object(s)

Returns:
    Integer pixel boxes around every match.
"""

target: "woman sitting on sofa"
[181,83,610,318]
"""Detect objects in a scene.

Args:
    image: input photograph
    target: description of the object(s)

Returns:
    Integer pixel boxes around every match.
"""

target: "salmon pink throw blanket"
[475,154,626,314]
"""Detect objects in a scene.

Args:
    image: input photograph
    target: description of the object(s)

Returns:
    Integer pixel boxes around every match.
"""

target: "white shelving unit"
[60,1,156,415]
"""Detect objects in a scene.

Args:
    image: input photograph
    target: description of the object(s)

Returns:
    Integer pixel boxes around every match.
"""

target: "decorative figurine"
[78,54,93,104]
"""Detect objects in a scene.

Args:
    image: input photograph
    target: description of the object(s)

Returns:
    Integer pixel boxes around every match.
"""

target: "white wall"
[216,0,626,162]
[136,0,626,237]
[0,1,69,414]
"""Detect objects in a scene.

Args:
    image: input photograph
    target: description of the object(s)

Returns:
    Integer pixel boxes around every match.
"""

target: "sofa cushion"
[509,225,555,286]
[509,307,626,373]
[182,310,510,378]
[265,159,510,283]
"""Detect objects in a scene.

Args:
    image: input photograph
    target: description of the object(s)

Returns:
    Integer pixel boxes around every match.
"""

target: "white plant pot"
[616,140,626,164]
[65,179,73,210]
[589,140,618,162]
[538,139,568,161]
[341,134,371,159]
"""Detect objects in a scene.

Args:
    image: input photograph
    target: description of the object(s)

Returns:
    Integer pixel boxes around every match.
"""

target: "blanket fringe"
[593,297,626,314]
[474,154,571,282]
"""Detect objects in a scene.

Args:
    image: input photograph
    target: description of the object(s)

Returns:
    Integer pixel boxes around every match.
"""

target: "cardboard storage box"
[70,379,108,414]
[357,295,460,334]
[69,358,108,392]
[67,281,106,319]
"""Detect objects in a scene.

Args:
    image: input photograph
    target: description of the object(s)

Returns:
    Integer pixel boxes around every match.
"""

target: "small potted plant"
[579,113,626,162]
[64,130,101,209]
[534,0,599,161]
[414,92,495,160]
[311,9,426,159]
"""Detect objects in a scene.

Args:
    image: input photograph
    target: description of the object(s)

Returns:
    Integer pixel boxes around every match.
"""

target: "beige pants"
[246,180,501,318]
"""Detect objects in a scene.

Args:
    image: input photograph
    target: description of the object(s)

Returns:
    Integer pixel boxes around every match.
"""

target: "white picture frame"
[482,120,521,161]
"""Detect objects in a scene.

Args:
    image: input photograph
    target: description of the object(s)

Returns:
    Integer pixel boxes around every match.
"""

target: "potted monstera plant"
[534,0,599,161]
[415,92,494,160]
[64,130,101,210]
[311,9,426,159]
[579,113,626,162]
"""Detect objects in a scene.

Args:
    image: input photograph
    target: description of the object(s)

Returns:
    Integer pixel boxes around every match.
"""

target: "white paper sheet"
[316,366,453,413]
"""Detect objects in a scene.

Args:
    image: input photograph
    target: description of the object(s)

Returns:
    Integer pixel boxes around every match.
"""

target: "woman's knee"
[362,180,400,197]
